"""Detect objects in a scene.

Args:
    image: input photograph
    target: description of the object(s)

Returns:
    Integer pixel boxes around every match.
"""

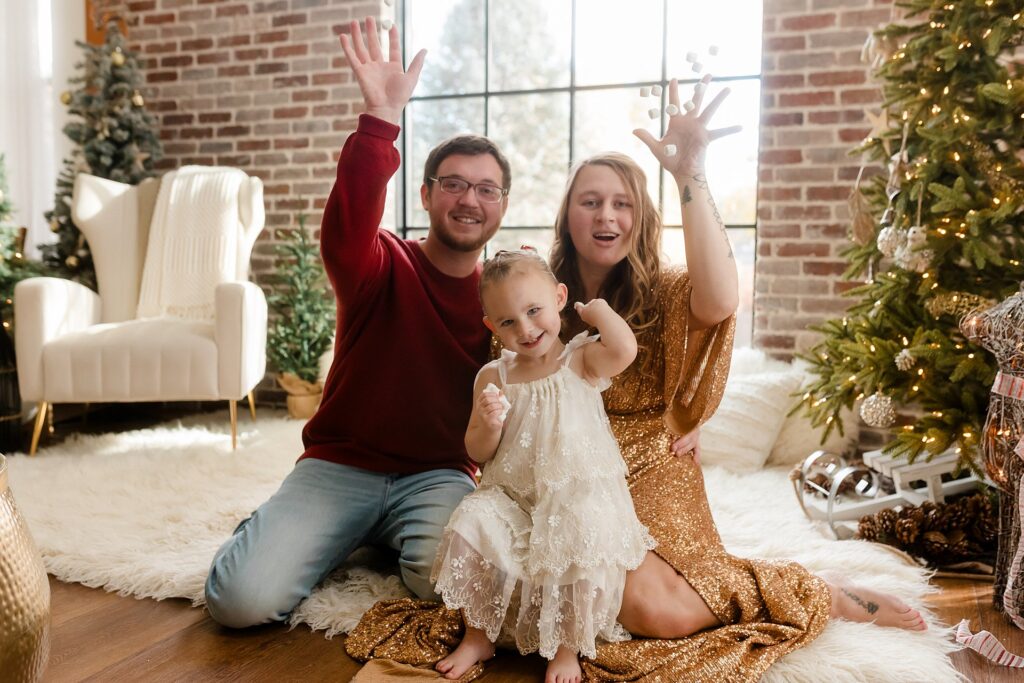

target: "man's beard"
[431,219,500,253]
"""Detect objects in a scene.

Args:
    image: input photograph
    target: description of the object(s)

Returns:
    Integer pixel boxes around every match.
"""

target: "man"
[205,17,510,627]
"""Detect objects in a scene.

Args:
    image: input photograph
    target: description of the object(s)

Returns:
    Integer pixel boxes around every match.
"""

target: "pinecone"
[875,508,899,535]
[895,516,921,545]
[921,530,949,559]
[858,516,881,541]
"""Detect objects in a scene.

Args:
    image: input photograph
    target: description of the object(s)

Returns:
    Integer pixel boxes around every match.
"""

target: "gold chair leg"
[29,401,48,456]
[247,391,256,421]
[229,399,238,450]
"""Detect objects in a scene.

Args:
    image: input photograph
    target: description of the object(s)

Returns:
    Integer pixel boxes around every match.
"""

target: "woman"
[347,76,927,683]
[547,76,926,681]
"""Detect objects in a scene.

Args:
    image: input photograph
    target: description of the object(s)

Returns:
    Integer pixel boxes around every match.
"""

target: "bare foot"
[822,574,927,631]
[545,646,582,683]
[436,626,495,680]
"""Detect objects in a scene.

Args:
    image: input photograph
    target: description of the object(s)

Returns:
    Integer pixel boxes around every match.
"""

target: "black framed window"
[393,0,762,345]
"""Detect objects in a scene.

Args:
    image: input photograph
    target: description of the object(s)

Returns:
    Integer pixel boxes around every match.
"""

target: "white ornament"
[683,101,695,112]
[647,107,660,119]
[860,392,896,428]
[708,45,720,56]
[651,85,662,96]
[895,226,932,272]
[692,62,703,72]
[381,19,393,30]
[686,51,698,63]
[664,144,677,157]
[665,103,679,115]
[895,349,916,371]
[483,383,511,422]
[876,225,903,258]
[640,86,651,97]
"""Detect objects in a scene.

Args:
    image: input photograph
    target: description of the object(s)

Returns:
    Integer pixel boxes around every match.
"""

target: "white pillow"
[767,359,856,467]
[701,370,804,472]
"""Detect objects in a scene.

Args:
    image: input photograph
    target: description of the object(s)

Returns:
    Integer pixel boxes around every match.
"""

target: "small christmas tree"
[43,21,162,289]
[797,1,1024,471]
[267,213,335,386]
[0,154,50,332]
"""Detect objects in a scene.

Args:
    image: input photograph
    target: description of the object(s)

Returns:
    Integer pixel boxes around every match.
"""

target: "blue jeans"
[204,458,475,628]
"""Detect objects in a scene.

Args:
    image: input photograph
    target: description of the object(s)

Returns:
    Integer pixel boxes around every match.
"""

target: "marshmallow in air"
[651,85,663,96]
[647,107,660,119]
[483,383,512,423]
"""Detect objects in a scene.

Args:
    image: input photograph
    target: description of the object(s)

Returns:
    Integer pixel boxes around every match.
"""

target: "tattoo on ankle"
[682,185,693,204]
[692,174,733,259]
[842,588,879,615]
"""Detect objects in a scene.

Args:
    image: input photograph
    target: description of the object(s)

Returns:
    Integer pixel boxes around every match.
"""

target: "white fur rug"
[5,412,963,682]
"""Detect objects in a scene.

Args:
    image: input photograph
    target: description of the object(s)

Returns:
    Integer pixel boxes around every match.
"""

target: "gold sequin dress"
[347,267,832,682]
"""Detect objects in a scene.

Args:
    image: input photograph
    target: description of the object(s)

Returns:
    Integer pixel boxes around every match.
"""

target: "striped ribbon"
[993,371,1024,400]
[955,619,1024,667]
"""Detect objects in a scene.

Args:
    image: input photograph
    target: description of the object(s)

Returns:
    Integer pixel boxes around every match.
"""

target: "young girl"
[432,249,655,683]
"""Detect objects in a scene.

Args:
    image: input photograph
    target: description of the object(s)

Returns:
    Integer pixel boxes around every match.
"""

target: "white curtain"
[0,1,80,259]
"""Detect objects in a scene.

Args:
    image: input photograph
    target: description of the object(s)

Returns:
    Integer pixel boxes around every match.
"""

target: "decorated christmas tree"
[267,213,335,386]
[0,154,50,332]
[797,1,1024,470]
[43,21,162,289]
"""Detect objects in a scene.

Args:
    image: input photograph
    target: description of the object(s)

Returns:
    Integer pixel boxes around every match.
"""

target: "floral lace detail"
[433,335,654,660]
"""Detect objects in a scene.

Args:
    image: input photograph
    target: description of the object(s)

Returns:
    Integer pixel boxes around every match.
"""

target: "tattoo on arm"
[841,588,879,615]
[682,185,693,205]
[692,174,733,259]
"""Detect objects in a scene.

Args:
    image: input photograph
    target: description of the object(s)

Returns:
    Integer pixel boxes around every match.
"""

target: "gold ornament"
[848,188,875,246]
[111,48,125,66]
[860,392,897,428]
[925,291,996,319]
[60,91,72,105]
[65,255,79,269]
[132,91,144,107]
[49,218,60,232]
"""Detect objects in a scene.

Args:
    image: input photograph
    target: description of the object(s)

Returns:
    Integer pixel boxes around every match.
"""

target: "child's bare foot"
[436,626,495,680]
[545,646,582,683]
[822,573,927,631]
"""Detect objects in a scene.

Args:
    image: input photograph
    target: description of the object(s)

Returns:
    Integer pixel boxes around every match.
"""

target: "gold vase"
[0,454,50,682]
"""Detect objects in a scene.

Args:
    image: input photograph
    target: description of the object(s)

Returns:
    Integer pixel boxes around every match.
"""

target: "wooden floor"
[39,574,1022,682]
[23,407,1024,681]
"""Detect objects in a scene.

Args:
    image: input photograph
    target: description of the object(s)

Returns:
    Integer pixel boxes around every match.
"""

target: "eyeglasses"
[429,176,508,203]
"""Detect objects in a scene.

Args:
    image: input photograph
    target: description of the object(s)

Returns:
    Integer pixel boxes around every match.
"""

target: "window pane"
[662,227,754,347]
[666,0,762,79]
[573,86,661,207]
[574,0,662,86]
[405,97,486,227]
[409,0,485,96]
[662,78,760,226]
[486,228,555,260]
[489,0,571,91]
[487,93,570,227]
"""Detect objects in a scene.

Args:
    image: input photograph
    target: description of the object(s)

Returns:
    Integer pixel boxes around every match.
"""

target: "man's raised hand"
[339,17,426,125]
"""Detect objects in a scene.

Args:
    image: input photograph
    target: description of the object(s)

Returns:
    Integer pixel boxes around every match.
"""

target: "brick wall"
[122,0,387,401]
[120,0,896,402]
[755,0,892,357]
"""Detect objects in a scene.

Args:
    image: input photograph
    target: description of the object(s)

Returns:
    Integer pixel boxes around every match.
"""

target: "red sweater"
[300,115,490,478]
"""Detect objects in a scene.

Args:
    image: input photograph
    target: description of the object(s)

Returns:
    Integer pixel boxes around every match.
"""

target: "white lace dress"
[432,333,656,660]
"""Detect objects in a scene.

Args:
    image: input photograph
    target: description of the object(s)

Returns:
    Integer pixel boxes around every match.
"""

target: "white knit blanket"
[136,166,247,320]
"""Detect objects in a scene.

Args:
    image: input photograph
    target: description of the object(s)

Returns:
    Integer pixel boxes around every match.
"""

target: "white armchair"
[15,169,268,455]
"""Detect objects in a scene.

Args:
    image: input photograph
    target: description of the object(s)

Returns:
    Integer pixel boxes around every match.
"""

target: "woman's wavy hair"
[549,152,663,376]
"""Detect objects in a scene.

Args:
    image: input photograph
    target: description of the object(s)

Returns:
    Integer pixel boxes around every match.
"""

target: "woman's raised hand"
[633,76,742,179]
[338,17,426,125]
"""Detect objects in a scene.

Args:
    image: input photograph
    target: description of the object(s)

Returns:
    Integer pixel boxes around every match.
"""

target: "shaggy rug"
[6,412,963,682]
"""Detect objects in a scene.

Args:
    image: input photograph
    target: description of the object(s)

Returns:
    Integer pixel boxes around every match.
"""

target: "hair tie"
[520,244,536,252]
